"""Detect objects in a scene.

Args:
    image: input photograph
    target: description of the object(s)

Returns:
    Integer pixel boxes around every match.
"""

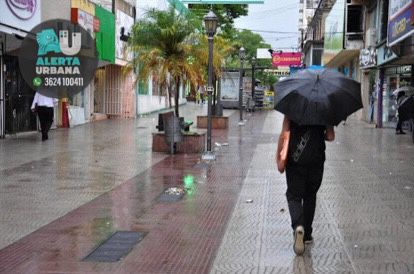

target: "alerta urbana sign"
[18,19,98,98]
[35,29,82,75]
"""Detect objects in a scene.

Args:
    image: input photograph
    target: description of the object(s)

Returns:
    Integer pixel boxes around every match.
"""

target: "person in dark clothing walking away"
[31,92,57,141]
[277,116,335,255]
[396,91,406,134]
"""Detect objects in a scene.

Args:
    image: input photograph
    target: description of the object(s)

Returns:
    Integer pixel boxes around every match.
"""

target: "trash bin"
[164,115,182,154]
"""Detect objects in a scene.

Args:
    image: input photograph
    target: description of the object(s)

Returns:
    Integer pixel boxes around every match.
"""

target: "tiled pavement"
[0,103,413,273]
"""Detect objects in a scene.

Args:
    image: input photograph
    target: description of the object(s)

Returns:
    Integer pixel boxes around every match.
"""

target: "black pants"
[285,162,324,237]
[37,106,54,138]
[396,118,404,132]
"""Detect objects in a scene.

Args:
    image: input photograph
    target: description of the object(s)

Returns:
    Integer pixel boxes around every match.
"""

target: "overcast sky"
[234,0,300,51]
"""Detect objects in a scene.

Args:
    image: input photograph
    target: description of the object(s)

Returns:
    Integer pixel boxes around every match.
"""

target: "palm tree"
[128,6,203,117]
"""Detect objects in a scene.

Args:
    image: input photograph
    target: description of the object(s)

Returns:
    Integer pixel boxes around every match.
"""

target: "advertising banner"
[387,0,414,46]
[322,0,345,65]
[0,0,41,33]
[271,52,302,67]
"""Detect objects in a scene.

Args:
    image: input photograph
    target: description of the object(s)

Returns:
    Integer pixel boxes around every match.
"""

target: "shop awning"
[323,49,360,68]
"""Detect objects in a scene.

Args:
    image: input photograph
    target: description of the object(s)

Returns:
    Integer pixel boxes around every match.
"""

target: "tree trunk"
[168,88,172,109]
[174,78,180,117]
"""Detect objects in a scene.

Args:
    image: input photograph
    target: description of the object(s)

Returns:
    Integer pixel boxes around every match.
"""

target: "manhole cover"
[83,231,145,262]
[193,162,210,169]
[158,187,185,202]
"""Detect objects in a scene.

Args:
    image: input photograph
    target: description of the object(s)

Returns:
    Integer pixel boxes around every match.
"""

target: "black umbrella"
[398,95,414,121]
[274,69,363,126]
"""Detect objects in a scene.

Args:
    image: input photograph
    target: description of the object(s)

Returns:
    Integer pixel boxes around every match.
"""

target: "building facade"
[0,0,138,137]
[303,0,414,130]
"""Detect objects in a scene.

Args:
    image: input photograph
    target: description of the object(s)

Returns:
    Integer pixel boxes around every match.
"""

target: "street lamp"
[251,57,256,98]
[238,47,245,125]
[202,10,218,160]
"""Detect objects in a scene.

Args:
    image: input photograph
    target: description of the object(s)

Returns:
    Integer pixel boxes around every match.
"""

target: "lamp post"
[238,47,245,125]
[202,10,218,160]
[251,57,256,98]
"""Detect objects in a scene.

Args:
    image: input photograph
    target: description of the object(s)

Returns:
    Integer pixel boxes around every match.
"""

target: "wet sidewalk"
[0,104,413,273]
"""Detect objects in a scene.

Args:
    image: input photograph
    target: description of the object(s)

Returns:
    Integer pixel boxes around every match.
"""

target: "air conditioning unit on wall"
[366,27,377,47]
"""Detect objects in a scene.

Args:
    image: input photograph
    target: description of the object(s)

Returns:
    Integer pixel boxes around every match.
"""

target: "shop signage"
[412,0,414,25]
[93,17,100,32]
[271,52,302,67]
[359,48,377,69]
[71,0,95,16]
[322,0,345,65]
[6,0,37,20]
[0,0,41,32]
[71,8,97,38]
[377,44,398,66]
[264,69,290,76]
[388,0,414,46]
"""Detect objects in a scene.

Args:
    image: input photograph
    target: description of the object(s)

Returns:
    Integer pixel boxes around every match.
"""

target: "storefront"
[0,0,42,136]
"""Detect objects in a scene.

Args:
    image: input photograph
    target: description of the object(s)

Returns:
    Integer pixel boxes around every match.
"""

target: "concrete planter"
[197,116,229,129]
[152,131,206,153]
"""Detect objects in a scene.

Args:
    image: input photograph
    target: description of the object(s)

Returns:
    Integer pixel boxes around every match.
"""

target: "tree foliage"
[128,6,234,116]
[188,4,248,38]
[128,7,202,117]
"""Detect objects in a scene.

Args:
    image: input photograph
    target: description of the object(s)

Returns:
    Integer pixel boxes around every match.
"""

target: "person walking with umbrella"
[274,69,362,256]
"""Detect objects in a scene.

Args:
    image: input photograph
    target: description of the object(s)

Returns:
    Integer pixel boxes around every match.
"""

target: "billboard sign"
[322,0,345,65]
[271,52,302,67]
[387,0,414,46]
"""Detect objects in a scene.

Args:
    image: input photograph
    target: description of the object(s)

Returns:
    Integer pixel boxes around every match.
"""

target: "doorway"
[4,55,36,134]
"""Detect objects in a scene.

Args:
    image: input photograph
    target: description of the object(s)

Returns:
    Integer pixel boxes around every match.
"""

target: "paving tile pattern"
[0,107,413,273]
[0,107,260,273]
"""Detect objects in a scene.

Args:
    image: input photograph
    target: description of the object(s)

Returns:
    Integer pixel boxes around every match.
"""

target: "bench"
[156,111,193,132]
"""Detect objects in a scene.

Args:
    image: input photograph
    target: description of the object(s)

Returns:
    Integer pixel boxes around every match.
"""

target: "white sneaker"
[293,226,305,255]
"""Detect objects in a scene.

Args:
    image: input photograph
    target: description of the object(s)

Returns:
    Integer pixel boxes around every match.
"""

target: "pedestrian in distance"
[396,91,406,134]
[31,91,57,141]
[276,116,335,256]
[369,91,375,124]
[195,88,201,104]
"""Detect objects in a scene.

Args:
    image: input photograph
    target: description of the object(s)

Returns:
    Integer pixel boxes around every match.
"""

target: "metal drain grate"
[158,187,185,202]
[83,231,145,262]
[193,162,210,169]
